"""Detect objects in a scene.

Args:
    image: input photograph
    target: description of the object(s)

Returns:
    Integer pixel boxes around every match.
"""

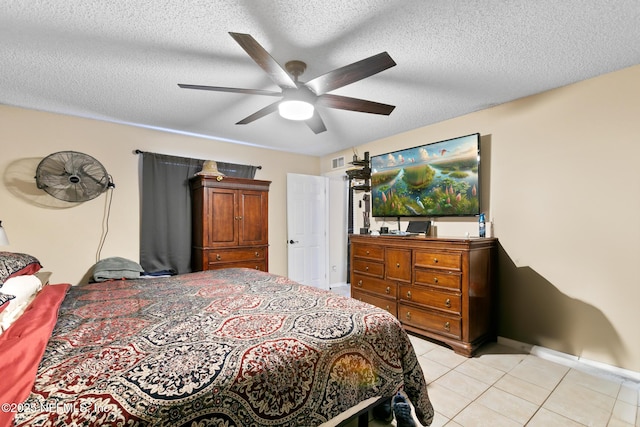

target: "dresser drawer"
[399,285,461,315]
[352,289,397,317]
[352,274,396,298]
[352,244,384,261]
[207,247,265,264]
[353,259,384,278]
[414,251,462,271]
[207,260,266,271]
[385,248,412,282]
[414,269,462,290]
[398,305,461,339]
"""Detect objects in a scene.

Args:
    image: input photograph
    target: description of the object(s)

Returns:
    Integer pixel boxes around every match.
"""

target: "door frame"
[323,169,349,287]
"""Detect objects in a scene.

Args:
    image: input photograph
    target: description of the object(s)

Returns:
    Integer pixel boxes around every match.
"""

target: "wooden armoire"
[190,175,271,272]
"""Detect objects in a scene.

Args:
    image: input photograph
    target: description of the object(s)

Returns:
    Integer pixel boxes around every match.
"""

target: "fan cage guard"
[36,151,111,202]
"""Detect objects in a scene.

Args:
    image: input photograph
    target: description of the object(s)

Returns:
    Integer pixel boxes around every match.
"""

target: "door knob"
[289,240,299,244]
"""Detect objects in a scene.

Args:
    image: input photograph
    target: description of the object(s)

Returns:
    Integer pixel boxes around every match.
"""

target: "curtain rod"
[134,149,262,169]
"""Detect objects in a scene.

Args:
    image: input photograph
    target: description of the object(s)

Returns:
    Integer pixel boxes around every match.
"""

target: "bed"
[1,264,433,426]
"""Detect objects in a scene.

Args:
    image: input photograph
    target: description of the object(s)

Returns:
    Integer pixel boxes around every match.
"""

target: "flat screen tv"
[371,133,480,217]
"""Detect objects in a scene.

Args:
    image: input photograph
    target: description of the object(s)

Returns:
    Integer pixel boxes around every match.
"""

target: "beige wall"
[3,64,639,373]
[1,106,320,282]
[321,64,640,373]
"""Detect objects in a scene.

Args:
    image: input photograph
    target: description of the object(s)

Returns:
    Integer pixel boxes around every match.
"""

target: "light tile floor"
[405,336,639,427]
[329,285,640,426]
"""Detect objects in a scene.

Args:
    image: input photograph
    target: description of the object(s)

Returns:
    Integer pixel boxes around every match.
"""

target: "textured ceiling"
[2,1,639,156]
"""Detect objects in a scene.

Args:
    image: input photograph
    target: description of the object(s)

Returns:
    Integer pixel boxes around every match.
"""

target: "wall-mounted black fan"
[178,32,397,134]
[35,151,114,202]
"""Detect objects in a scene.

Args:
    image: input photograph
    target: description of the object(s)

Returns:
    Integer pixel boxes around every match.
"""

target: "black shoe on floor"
[372,397,393,422]
[393,393,416,427]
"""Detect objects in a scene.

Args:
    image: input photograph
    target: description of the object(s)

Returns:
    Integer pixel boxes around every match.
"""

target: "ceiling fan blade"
[178,83,281,97]
[317,94,395,115]
[236,101,281,125]
[229,32,297,90]
[305,110,327,134]
[305,52,396,95]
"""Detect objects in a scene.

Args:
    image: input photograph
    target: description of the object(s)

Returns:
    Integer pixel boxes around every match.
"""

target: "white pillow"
[0,274,43,333]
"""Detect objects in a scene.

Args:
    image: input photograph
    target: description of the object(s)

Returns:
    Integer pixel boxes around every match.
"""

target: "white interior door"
[287,173,329,289]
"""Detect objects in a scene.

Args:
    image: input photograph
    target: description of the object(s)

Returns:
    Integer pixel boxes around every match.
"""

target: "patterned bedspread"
[15,268,433,426]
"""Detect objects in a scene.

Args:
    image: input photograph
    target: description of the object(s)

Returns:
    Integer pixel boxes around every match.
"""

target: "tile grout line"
[439,355,517,425]
[524,366,566,426]
[480,354,551,427]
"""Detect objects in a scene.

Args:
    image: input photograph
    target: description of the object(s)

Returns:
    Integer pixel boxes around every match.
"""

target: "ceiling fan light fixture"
[178,34,397,132]
[278,100,314,121]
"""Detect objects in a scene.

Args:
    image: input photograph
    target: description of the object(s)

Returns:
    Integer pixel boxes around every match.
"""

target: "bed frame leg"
[358,412,368,427]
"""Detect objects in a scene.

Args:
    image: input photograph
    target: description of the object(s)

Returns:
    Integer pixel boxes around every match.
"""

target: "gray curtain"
[140,152,258,274]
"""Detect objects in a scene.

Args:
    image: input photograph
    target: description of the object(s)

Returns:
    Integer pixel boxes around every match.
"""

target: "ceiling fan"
[178,32,397,134]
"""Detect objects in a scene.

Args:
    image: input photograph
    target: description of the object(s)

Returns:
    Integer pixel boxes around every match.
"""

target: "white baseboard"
[497,336,640,386]
[329,282,349,289]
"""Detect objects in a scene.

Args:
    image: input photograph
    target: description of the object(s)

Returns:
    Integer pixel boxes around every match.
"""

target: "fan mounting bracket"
[285,60,307,80]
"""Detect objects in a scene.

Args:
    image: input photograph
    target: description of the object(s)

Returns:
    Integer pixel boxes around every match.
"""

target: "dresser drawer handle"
[216,254,221,261]
[444,321,450,331]
[366,250,370,255]
[433,277,439,284]
[357,280,363,287]
[406,311,411,320]
[365,266,369,271]
[385,286,390,294]
[396,263,400,268]
[385,305,390,311]
[406,291,412,300]
[433,258,438,264]
[255,251,259,257]
[445,298,451,308]
[255,265,259,270]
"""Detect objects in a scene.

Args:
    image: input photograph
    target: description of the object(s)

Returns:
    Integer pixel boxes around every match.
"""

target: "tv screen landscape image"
[371,133,480,217]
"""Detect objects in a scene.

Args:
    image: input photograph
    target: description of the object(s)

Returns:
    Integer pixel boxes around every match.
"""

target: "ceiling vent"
[331,156,345,169]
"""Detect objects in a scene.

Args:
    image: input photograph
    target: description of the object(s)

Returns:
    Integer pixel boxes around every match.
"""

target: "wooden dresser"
[190,176,270,272]
[350,234,497,356]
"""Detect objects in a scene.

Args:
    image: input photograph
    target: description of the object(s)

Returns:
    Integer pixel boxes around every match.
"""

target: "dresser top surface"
[349,234,497,249]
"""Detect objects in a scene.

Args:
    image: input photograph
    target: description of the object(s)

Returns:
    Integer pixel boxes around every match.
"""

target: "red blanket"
[0,284,70,427]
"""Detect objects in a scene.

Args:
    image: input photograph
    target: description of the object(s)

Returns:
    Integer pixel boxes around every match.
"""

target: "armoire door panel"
[239,191,267,245]
[208,189,237,246]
